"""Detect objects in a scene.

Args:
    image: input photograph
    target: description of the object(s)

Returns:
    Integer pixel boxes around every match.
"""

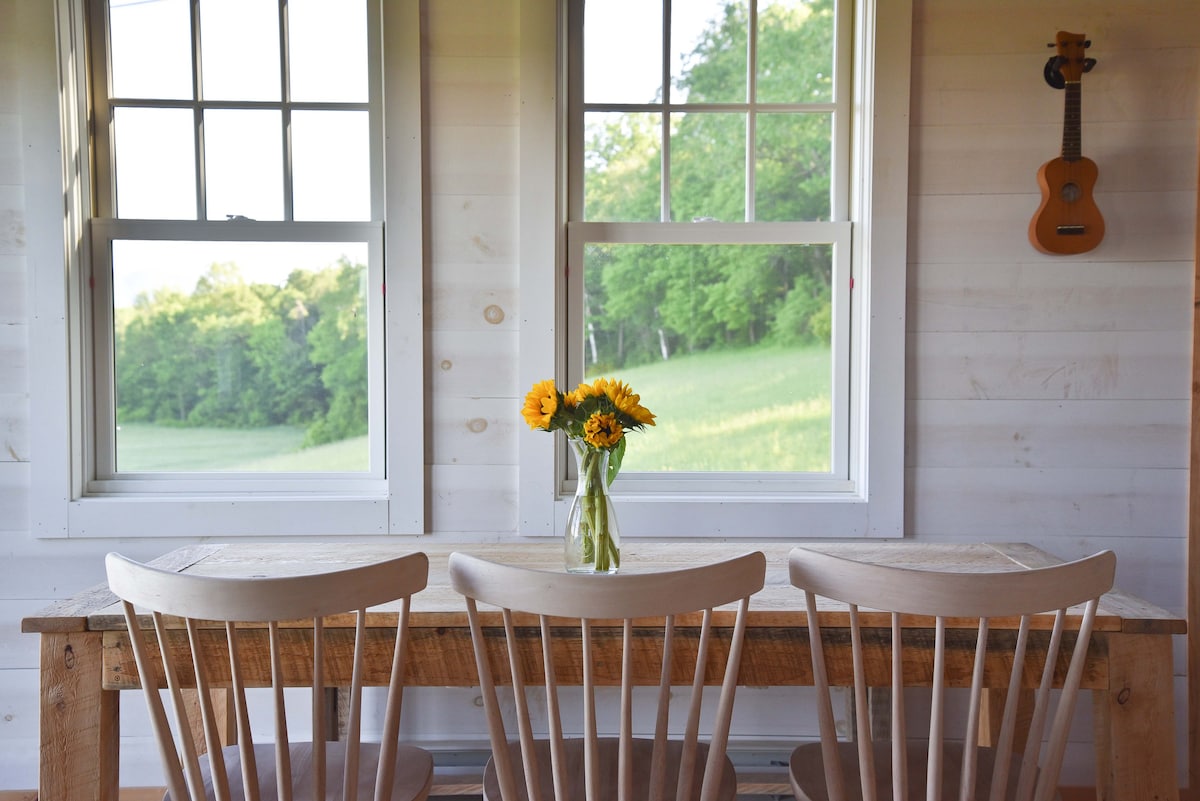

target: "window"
[518,0,910,537]
[29,0,424,537]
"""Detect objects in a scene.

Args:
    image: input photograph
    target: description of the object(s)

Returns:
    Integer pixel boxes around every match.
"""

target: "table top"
[22,540,1185,636]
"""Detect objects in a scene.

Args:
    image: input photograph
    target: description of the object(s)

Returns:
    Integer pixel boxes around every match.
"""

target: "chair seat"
[169,740,434,801]
[482,737,738,801]
[790,740,1051,801]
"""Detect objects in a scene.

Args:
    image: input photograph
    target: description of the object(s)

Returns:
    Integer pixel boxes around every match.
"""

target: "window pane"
[583,111,662,222]
[290,0,369,102]
[582,242,833,472]
[292,111,371,221]
[111,240,371,472]
[113,108,197,219]
[109,0,192,100]
[755,112,832,221]
[204,109,284,221]
[584,0,661,103]
[672,0,747,103]
[199,0,281,101]
[669,112,745,222]
[757,0,835,103]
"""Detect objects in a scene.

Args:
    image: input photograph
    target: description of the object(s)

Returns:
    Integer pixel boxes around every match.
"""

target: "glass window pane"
[292,111,371,221]
[199,0,281,101]
[672,0,747,103]
[584,0,661,104]
[290,0,369,102]
[755,112,832,221]
[113,107,197,219]
[583,111,662,222]
[582,242,833,472]
[109,0,192,100]
[111,240,371,472]
[669,112,745,222]
[757,0,835,103]
[204,109,283,221]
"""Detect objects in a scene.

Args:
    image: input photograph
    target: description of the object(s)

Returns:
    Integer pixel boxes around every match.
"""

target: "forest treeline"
[115,259,368,447]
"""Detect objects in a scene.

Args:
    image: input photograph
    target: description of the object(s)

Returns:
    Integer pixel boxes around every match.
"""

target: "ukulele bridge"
[1056,224,1087,235]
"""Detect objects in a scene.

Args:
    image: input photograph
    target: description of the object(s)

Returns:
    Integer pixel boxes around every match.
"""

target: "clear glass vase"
[564,439,620,573]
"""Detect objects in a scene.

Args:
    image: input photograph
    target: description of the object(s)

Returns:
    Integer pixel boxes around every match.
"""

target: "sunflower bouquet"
[522,377,655,572]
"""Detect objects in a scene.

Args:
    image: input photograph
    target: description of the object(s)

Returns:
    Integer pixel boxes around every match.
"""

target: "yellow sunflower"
[521,379,559,430]
[583,412,623,449]
[566,380,602,408]
[595,377,656,427]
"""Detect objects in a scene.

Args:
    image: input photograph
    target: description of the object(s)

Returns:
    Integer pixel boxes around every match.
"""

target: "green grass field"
[115,344,831,473]
[590,344,831,472]
[116,424,369,472]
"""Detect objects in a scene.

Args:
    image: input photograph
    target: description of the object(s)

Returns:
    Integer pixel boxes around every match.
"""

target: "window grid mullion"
[660,0,672,223]
[191,0,206,220]
[746,0,758,222]
[279,0,295,222]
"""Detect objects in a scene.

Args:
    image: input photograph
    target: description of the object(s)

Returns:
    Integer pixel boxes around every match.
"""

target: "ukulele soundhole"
[1059,182,1081,203]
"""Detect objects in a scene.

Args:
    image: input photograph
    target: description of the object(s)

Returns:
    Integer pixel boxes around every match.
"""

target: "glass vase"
[564,439,620,573]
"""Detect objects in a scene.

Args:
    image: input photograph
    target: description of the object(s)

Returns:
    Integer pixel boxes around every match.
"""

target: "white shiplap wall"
[1,0,1197,792]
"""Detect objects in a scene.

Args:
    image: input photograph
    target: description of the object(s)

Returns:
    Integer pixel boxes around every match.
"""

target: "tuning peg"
[1083,57,1097,72]
[1046,42,1056,48]
[1084,39,1092,47]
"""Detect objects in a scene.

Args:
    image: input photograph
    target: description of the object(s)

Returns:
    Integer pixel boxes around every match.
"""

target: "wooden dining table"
[22,540,1184,801]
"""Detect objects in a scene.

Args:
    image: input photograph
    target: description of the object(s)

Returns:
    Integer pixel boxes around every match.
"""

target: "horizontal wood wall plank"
[426,57,520,127]
[911,50,1198,127]
[430,395,517,467]
[0,186,23,256]
[912,1,1200,54]
[0,113,20,184]
[909,330,1190,400]
[908,260,1192,333]
[425,0,518,58]
[0,461,28,532]
[0,393,28,462]
[427,125,519,196]
[429,263,518,332]
[905,465,1187,544]
[428,464,517,533]
[911,120,1200,196]
[429,329,518,399]
[907,399,1188,468]
[909,192,1197,264]
[428,194,517,264]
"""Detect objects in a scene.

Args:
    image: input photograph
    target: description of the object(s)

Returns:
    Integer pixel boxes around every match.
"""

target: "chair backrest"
[447,551,767,801]
[787,547,1116,801]
[105,551,430,801]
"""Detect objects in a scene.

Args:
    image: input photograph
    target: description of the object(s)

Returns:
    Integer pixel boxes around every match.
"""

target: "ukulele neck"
[1061,80,1082,161]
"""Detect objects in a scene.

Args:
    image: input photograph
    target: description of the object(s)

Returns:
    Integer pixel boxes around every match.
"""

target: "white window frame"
[26,0,425,538]
[518,0,910,539]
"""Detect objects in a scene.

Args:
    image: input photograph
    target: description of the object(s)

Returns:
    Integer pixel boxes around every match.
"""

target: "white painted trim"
[26,0,426,538]
[517,0,911,540]
[517,0,562,536]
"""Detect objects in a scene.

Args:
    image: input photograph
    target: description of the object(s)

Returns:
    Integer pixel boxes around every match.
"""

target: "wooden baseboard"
[0,784,1170,800]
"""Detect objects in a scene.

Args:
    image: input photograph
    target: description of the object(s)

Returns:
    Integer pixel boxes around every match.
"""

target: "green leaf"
[607,437,626,486]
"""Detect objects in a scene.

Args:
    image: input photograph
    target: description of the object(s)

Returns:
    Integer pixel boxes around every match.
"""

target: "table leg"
[1095,632,1179,801]
[39,631,119,801]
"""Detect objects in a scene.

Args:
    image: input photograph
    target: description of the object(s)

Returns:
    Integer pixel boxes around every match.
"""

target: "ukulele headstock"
[1046,31,1095,85]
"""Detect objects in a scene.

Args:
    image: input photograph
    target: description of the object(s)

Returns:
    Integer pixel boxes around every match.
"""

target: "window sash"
[88,218,387,490]
[517,0,908,539]
[28,0,424,538]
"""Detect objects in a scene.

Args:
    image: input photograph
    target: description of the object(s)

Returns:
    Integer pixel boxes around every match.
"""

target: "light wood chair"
[105,551,434,801]
[786,547,1116,801]
[447,550,767,801]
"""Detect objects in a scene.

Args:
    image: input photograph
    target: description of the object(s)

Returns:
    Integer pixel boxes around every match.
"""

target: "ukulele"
[1029,31,1104,255]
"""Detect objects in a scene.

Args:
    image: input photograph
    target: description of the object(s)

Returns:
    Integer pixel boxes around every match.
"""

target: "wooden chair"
[786,547,1116,801]
[105,551,434,801]
[447,550,767,801]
